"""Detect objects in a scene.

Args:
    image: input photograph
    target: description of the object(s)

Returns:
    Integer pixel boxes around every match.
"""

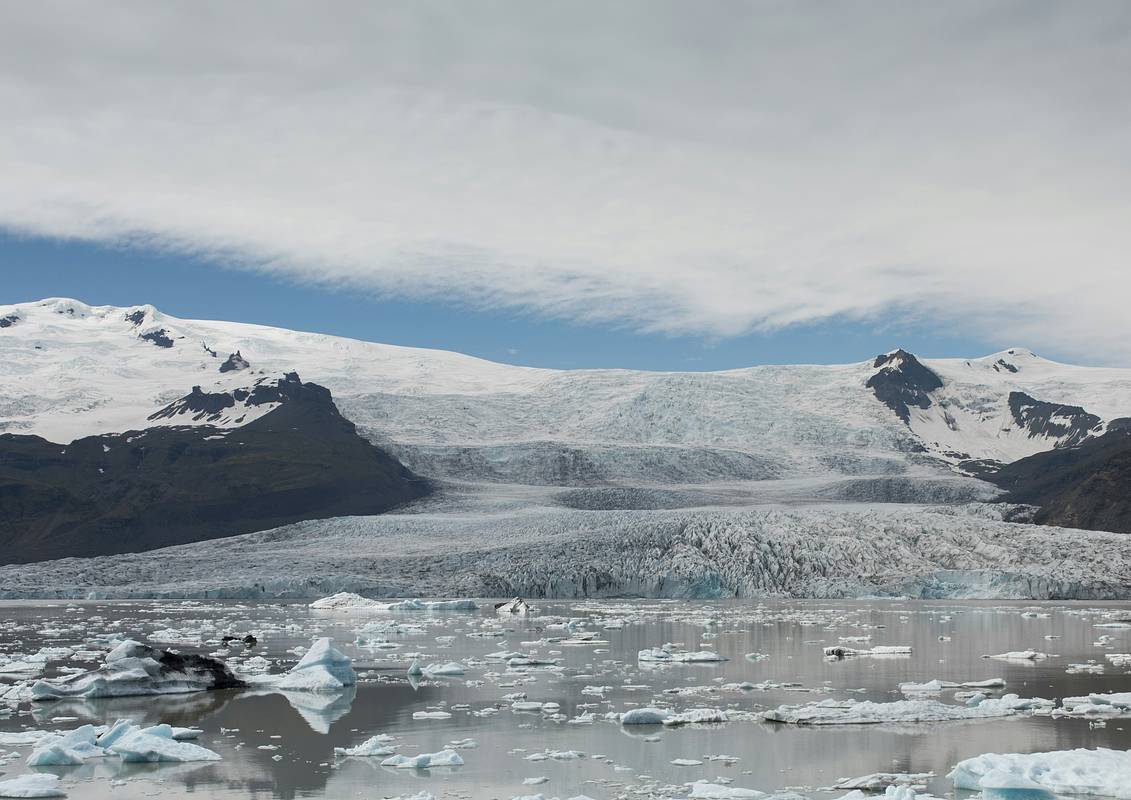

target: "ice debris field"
[4,597,1131,799]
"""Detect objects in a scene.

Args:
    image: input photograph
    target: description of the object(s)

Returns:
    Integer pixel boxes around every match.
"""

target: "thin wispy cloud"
[1,2,1129,359]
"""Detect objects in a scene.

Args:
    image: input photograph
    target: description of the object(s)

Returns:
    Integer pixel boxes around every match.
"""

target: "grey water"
[3,598,1131,800]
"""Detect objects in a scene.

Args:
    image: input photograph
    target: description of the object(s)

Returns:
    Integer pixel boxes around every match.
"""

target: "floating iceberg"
[619,707,673,725]
[824,645,912,658]
[687,783,765,799]
[110,724,221,763]
[309,592,378,609]
[1057,691,1131,717]
[760,694,1053,725]
[639,646,726,664]
[899,678,1004,695]
[24,721,219,768]
[276,638,357,692]
[832,773,934,790]
[663,708,729,726]
[496,598,534,615]
[381,749,464,769]
[334,734,396,757]
[0,773,66,798]
[309,594,477,612]
[30,640,243,699]
[982,650,1051,661]
[949,747,1131,797]
[26,724,104,767]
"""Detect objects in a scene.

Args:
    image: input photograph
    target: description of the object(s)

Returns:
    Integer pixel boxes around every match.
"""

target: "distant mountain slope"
[988,425,1131,533]
[0,373,430,564]
[4,299,1129,491]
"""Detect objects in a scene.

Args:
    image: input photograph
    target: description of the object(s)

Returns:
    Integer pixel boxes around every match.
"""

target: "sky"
[2,1,1129,369]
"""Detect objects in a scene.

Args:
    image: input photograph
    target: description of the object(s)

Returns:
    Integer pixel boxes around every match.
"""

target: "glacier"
[4,500,1131,599]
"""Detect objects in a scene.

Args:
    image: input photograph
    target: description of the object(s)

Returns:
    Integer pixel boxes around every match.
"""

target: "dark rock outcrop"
[0,314,19,328]
[0,376,431,564]
[989,428,1131,533]
[219,350,250,373]
[140,328,175,348]
[1008,391,1101,446]
[866,349,944,423]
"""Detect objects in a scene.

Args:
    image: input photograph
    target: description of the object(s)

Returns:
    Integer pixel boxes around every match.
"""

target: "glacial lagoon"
[4,598,1131,799]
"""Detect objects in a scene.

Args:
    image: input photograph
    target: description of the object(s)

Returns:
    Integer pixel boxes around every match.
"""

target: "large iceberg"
[276,638,357,692]
[30,640,244,699]
[949,747,1131,797]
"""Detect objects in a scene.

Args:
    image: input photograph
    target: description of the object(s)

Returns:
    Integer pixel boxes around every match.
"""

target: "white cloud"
[1,1,1129,360]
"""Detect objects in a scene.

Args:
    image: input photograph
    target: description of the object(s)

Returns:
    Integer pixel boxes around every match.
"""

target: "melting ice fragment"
[0,773,67,798]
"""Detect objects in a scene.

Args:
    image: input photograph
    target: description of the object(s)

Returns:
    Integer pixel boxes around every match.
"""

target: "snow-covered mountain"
[5,297,1131,595]
[3,298,1129,485]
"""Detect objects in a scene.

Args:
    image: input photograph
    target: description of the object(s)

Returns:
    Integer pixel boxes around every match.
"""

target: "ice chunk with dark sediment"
[30,640,243,699]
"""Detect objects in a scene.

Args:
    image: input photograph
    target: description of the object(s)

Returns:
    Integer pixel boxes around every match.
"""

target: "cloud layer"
[2,2,1130,359]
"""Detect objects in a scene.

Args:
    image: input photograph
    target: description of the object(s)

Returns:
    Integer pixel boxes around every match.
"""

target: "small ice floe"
[1107,653,1131,667]
[0,773,66,798]
[276,638,357,692]
[508,657,561,669]
[523,777,549,785]
[381,749,464,769]
[639,646,727,664]
[30,640,244,699]
[981,650,1052,661]
[413,711,453,720]
[334,734,396,757]
[898,678,1004,695]
[759,694,1053,725]
[525,750,583,761]
[422,662,465,677]
[0,732,50,746]
[824,645,912,659]
[831,772,933,790]
[0,661,45,678]
[1066,662,1104,675]
[949,747,1131,796]
[496,598,535,615]
[687,782,764,799]
[671,758,703,766]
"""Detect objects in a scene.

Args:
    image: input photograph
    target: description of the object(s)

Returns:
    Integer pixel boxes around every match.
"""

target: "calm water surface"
[3,598,1131,799]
